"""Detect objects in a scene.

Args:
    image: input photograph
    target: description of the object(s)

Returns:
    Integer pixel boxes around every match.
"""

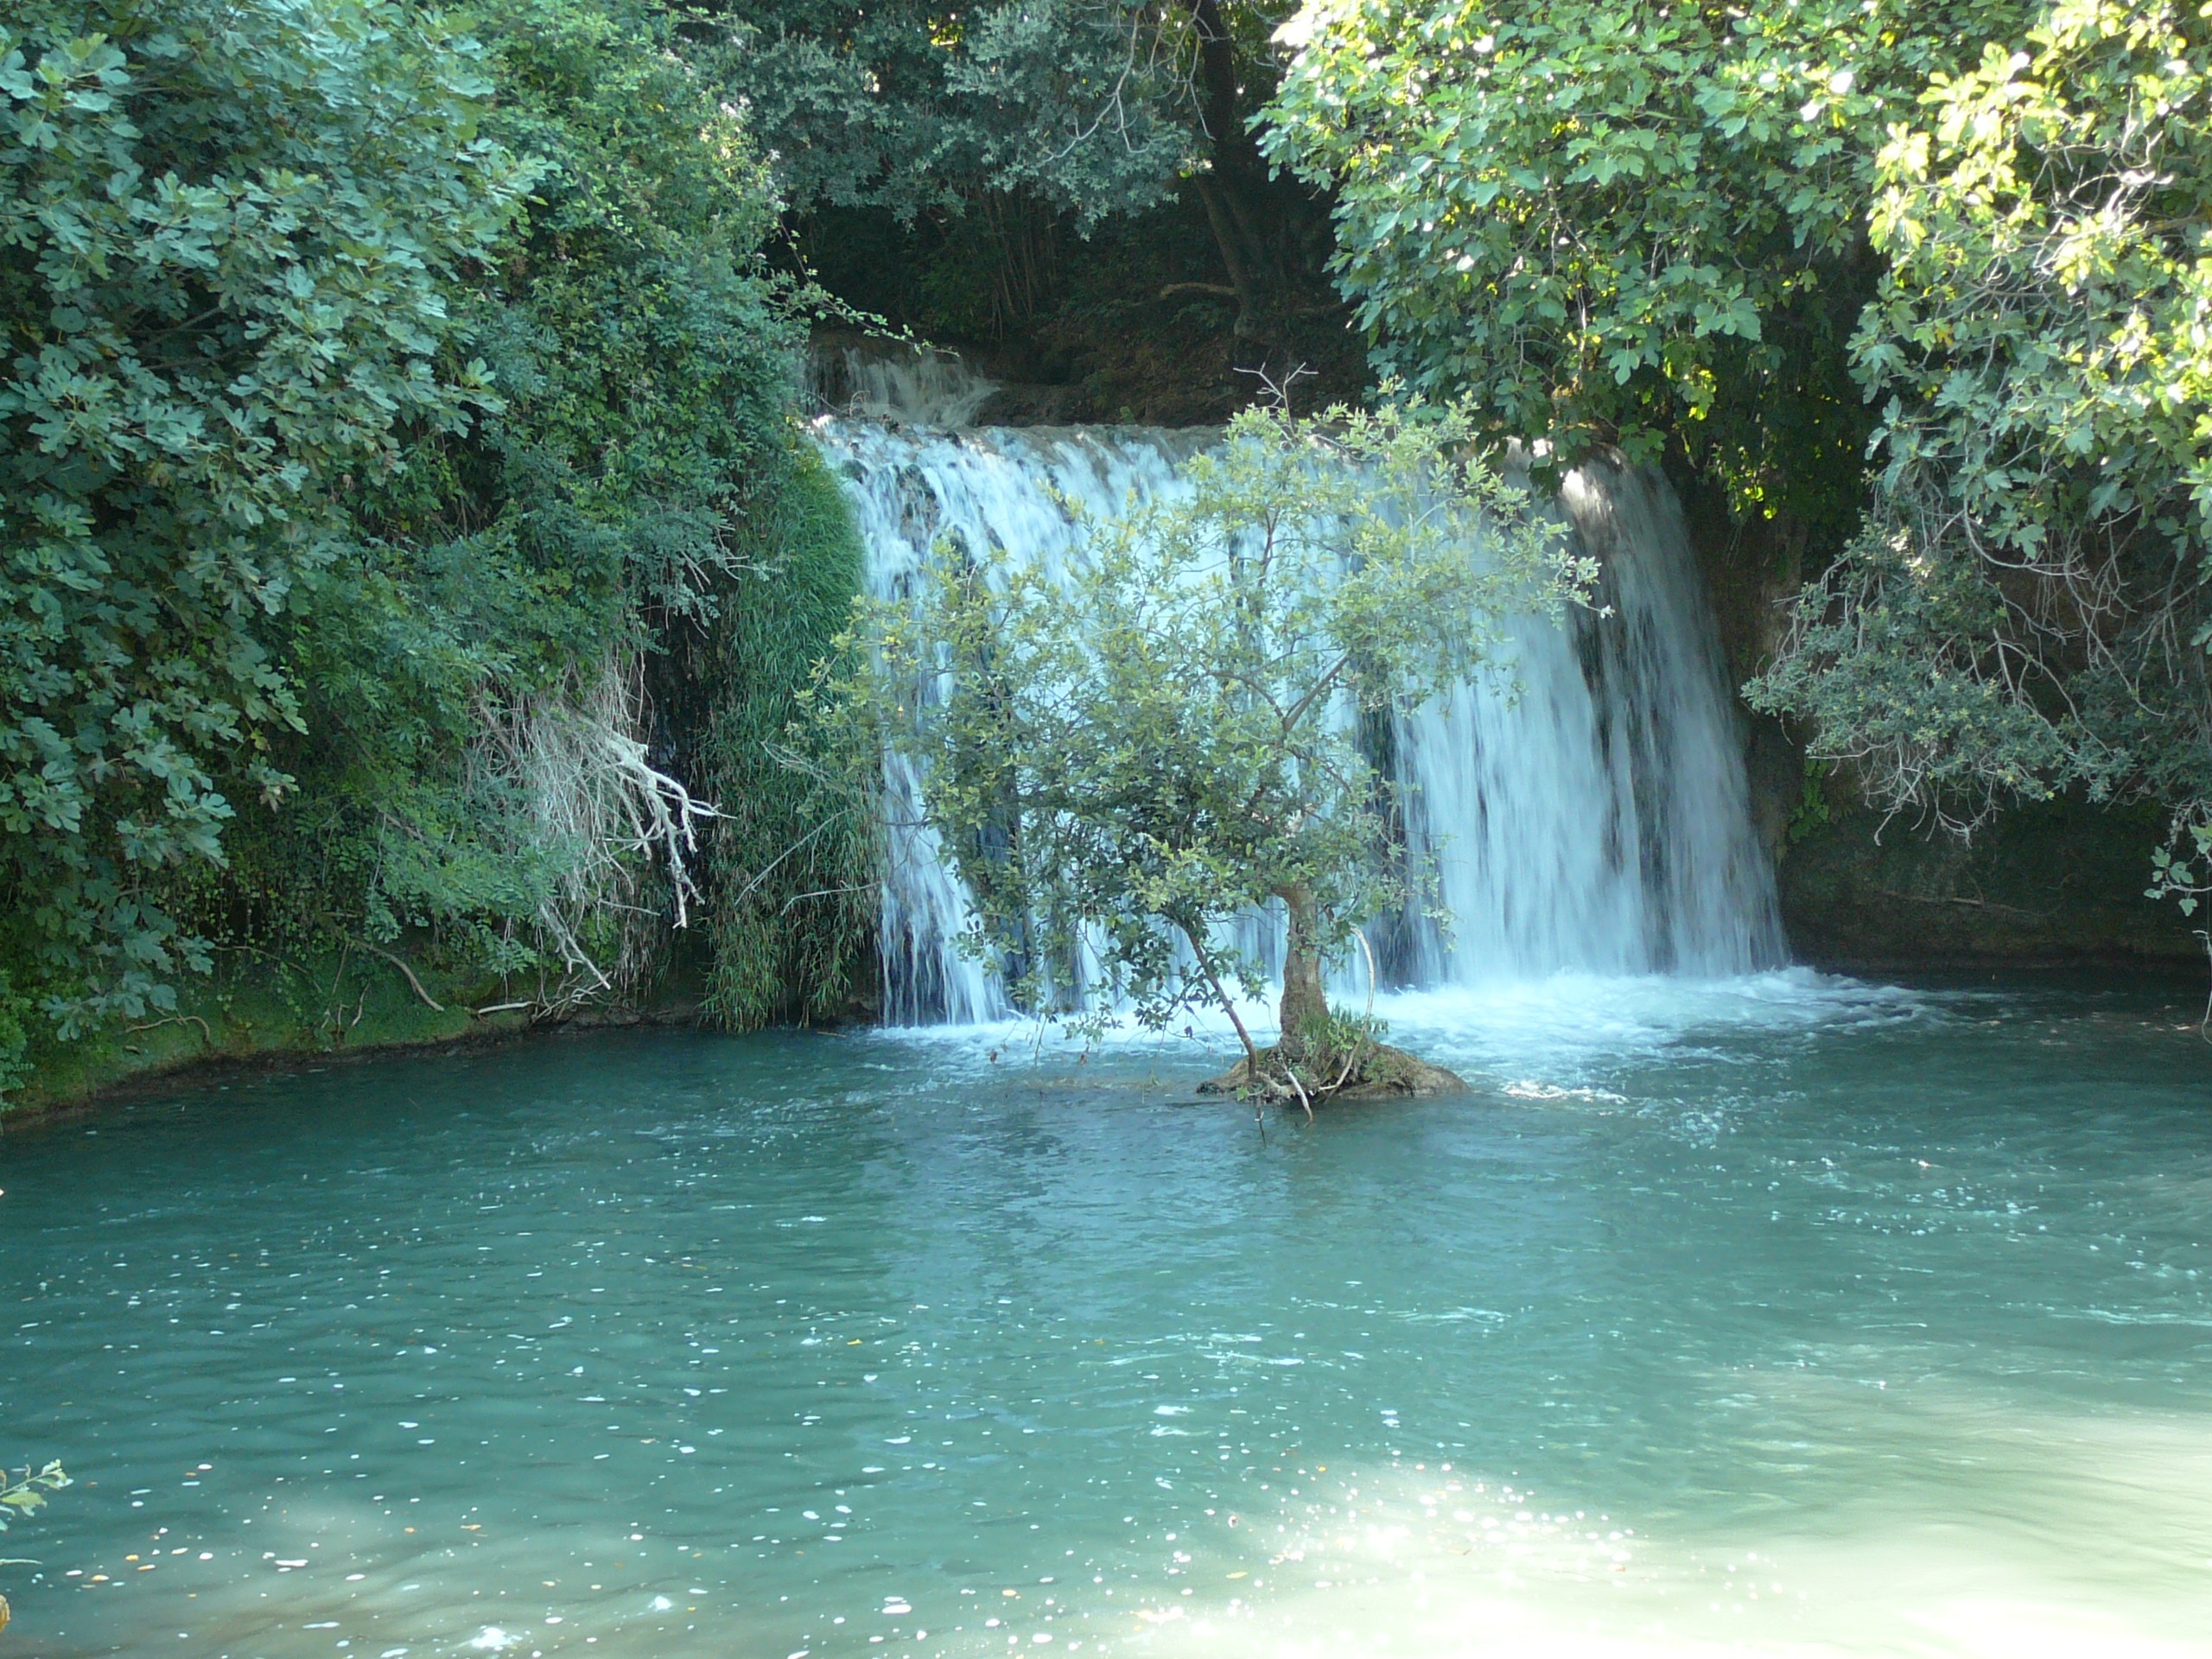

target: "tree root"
[126,1014,214,1046]
[1196,1041,1467,1106]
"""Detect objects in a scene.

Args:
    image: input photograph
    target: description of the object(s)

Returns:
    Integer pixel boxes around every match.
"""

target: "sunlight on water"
[3,972,2208,1657]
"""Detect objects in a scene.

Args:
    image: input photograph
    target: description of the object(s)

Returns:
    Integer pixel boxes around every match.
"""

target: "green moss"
[1779,795,2205,969]
[0,945,517,1121]
[687,444,877,1028]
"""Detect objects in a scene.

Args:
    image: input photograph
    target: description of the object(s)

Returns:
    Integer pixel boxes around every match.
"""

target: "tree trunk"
[1170,0,1352,371]
[1179,0,1288,335]
[1276,882,1329,1056]
[1187,172,1257,318]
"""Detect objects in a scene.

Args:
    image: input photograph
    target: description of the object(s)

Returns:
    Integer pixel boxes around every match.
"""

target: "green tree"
[721,0,1339,339]
[819,402,1590,1095]
[1748,0,2212,903]
[1264,0,2030,532]
[229,0,816,1013]
[0,0,841,1063]
[0,0,526,1033]
[1269,0,2212,913]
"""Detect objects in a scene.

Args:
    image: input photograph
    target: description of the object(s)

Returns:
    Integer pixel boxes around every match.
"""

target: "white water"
[813,379,1784,1025]
[1393,461,1784,980]
[807,340,1001,427]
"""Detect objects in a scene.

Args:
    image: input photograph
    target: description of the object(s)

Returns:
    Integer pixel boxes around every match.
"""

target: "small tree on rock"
[817,402,1594,1102]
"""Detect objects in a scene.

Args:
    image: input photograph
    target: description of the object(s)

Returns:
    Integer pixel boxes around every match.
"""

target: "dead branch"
[353,940,445,1012]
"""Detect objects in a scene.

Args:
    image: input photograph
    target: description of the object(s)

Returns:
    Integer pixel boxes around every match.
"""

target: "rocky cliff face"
[1779,797,2203,971]
[1673,472,2205,973]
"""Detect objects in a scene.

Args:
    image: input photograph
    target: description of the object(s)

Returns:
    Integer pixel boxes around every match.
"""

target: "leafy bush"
[690,450,876,1028]
[1749,0,2212,879]
[0,0,526,1034]
[3,0,853,1061]
[1267,0,2030,534]
[0,970,28,1105]
[231,0,812,1011]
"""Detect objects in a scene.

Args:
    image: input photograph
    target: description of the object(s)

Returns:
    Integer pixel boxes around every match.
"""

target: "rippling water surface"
[3,970,2209,1658]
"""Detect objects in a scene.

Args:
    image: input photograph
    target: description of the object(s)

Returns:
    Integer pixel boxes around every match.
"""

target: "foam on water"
[863,969,1931,1103]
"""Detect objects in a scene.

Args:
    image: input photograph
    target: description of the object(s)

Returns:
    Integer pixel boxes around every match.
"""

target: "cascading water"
[806,341,1002,428]
[812,365,1784,1025]
[820,417,1210,1025]
[1389,459,1787,981]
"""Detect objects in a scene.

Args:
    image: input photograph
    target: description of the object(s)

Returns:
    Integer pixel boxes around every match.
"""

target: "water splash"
[805,340,1001,427]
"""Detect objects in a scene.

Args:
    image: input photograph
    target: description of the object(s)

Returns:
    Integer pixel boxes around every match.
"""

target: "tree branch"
[1176,918,1262,1075]
[354,939,445,1012]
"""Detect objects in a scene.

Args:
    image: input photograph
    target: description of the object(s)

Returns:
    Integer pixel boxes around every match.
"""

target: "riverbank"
[0,948,702,1131]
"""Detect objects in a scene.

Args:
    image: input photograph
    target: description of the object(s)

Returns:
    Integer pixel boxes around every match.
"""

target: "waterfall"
[806,341,1002,429]
[812,385,1784,1026]
[1389,460,1787,981]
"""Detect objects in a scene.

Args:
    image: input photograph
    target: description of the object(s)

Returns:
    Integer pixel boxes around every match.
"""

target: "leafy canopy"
[1747,0,2212,898]
[721,0,1291,223]
[253,0,811,1005]
[1266,0,2031,529]
[0,0,526,1033]
[819,403,1591,1049]
[0,0,840,1071]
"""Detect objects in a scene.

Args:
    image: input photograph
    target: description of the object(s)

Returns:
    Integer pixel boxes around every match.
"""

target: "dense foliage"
[1,0,525,1035]
[1268,0,2032,531]
[1,0,859,1093]
[1268,0,2212,909]
[722,0,1199,222]
[728,0,1345,365]
[689,451,874,1028]
[1746,0,2212,892]
[820,403,1589,1077]
[243,0,810,1013]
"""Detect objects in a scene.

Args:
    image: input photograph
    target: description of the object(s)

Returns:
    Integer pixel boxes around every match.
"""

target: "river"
[3,970,2208,1657]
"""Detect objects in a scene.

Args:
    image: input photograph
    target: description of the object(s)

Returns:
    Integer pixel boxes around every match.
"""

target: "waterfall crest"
[813,405,1784,1026]
[805,341,1001,429]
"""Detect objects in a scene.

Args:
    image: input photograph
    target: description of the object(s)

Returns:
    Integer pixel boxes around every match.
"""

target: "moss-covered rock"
[1778,795,2203,970]
[1197,1042,1467,1104]
[0,944,694,1125]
